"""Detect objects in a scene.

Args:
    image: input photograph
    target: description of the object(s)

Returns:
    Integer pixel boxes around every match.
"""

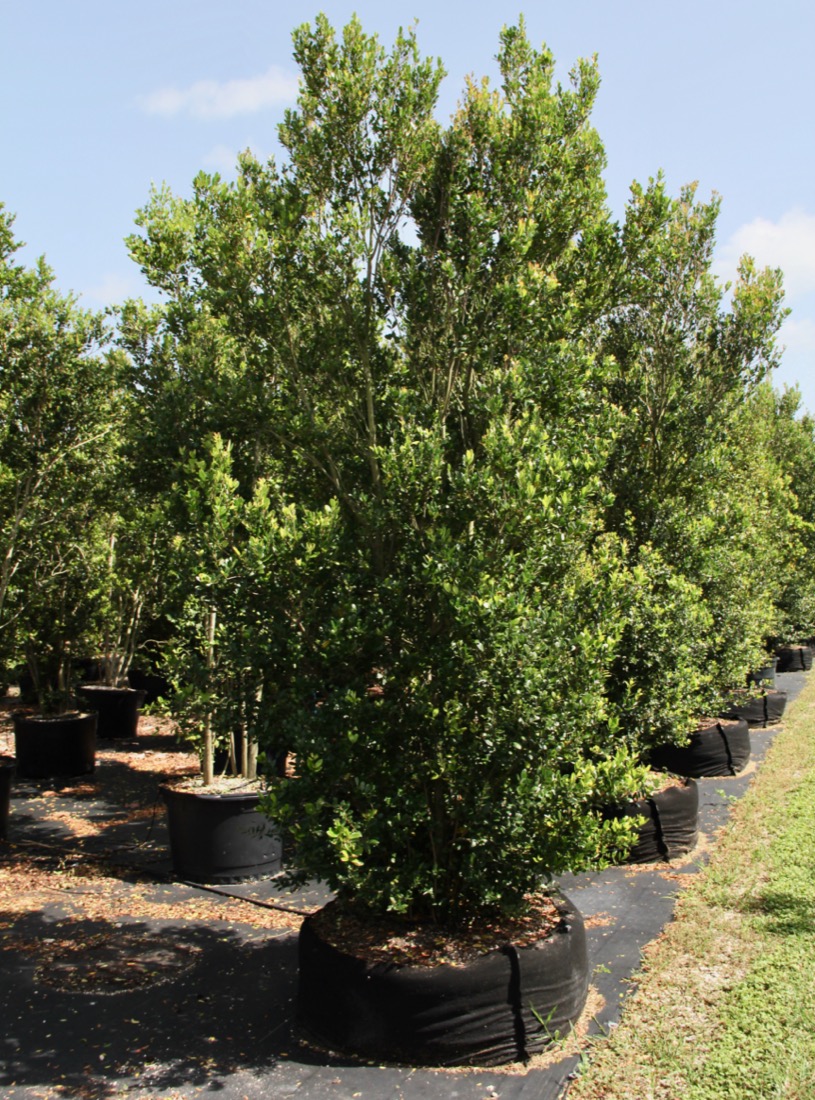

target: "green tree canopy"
[0,204,124,707]
[129,18,648,924]
[598,176,789,708]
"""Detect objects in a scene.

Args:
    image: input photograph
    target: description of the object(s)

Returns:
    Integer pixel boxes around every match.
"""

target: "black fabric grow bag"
[720,690,787,729]
[747,659,778,688]
[765,689,788,725]
[719,694,766,727]
[297,890,589,1067]
[609,779,699,863]
[775,645,813,672]
[649,718,750,778]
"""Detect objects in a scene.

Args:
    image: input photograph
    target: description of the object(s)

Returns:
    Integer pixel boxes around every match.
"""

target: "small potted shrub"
[77,511,157,739]
[159,621,283,884]
[158,439,284,883]
[12,576,99,780]
[0,212,120,778]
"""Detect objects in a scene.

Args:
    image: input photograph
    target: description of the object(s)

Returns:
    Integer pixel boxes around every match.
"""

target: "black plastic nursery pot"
[609,778,699,864]
[12,712,97,779]
[648,717,750,778]
[297,890,589,1067]
[0,755,15,840]
[76,684,146,739]
[127,667,171,705]
[775,645,813,673]
[160,783,283,884]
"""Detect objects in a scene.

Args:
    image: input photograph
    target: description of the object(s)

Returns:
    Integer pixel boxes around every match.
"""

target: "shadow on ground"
[0,910,301,1099]
[740,889,815,936]
[0,670,808,1099]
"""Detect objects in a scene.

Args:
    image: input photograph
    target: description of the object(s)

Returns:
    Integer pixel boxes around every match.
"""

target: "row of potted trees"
[4,14,815,1066]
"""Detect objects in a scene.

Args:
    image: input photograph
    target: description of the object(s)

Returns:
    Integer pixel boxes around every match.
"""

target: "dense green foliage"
[756,384,815,644]
[3,15,810,925]
[157,434,314,781]
[599,178,789,728]
[128,18,651,921]
[0,205,125,709]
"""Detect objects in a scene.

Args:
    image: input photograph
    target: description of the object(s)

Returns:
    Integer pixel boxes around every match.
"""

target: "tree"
[0,204,123,709]
[598,177,789,716]
[602,177,785,541]
[159,434,315,783]
[129,18,646,926]
[751,383,815,645]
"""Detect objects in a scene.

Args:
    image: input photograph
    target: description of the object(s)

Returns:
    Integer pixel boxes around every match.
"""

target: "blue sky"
[4,1,814,410]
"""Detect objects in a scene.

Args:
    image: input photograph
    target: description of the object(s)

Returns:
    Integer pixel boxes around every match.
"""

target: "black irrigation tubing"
[111,788,173,852]
[2,834,315,916]
[4,836,161,867]
[3,770,310,915]
[174,879,316,917]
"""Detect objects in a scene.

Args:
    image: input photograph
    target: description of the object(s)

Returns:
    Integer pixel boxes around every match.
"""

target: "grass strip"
[567,675,815,1100]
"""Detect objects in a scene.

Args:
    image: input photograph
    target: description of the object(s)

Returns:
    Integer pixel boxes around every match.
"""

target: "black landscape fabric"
[0,669,807,1100]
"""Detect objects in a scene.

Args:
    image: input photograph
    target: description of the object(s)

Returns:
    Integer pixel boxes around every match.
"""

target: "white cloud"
[778,315,815,356]
[139,66,298,119]
[202,144,240,175]
[715,209,815,300]
[82,272,143,307]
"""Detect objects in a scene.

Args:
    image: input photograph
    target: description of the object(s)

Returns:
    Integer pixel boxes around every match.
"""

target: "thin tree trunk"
[202,609,217,786]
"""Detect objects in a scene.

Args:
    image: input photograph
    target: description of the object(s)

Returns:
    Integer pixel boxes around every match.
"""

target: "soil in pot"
[0,755,15,840]
[606,776,699,863]
[297,890,589,1067]
[76,684,146,740]
[12,711,97,779]
[161,778,282,884]
[648,717,750,778]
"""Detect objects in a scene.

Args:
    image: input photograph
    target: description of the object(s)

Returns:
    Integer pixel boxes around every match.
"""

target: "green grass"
[567,675,815,1100]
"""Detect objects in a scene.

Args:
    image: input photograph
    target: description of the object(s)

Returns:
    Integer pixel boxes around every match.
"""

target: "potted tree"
[595,544,712,861]
[11,563,101,779]
[0,207,120,778]
[597,176,789,782]
[76,507,158,740]
[9,471,124,778]
[758,387,815,672]
[132,17,649,1065]
[157,438,285,884]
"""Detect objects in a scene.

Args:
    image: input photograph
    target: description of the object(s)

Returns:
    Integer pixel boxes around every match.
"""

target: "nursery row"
[2,13,815,1069]
[0,652,804,1071]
